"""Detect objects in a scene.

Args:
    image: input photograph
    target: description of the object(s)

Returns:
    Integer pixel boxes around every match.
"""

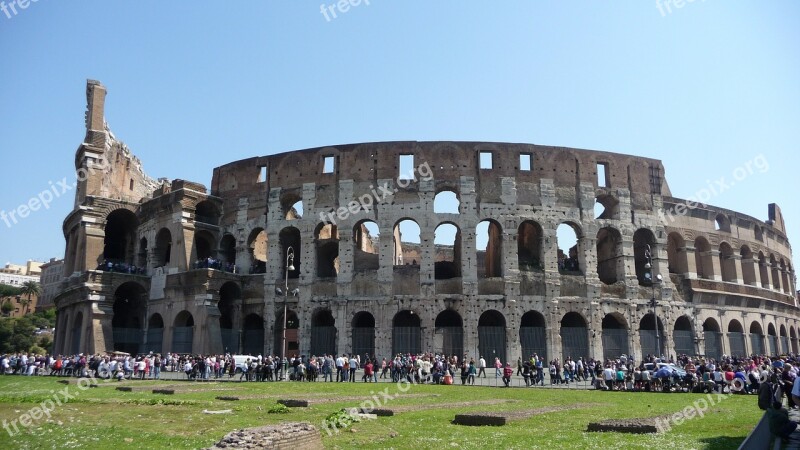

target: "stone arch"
[518,220,543,272]
[353,220,380,271]
[596,226,624,285]
[435,309,464,358]
[740,245,756,285]
[639,313,665,357]
[393,219,421,266]
[758,252,770,289]
[172,311,195,354]
[281,192,303,220]
[666,232,688,275]
[767,323,778,355]
[112,282,147,355]
[279,227,301,279]
[242,314,264,356]
[594,193,619,220]
[750,321,765,355]
[193,230,217,263]
[601,312,629,360]
[476,219,503,278]
[703,318,723,360]
[247,228,268,274]
[352,311,376,358]
[478,310,507,364]
[145,313,164,354]
[779,324,789,355]
[634,228,657,285]
[70,312,83,355]
[770,254,781,292]
[673,315,694,356]
[434,222,461,279]
[694,237,714,280]
[275,309,300,358]
[392,310,421,356]
[780,259,790,294]
[218,282,241,353]
[790,326,798,354]
[520,311,547,360]
[560,312,589,361]
[719,242,736,282]
[715,213,731,232]
[310,309,336,357]
[556,222,582,274]
[315,222,339,278]
[154,228,172,267]
[433,190,460,214]
[103,209,139,265]
[220,234,237,267]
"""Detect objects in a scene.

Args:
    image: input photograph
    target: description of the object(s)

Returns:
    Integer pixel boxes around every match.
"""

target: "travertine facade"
[53,81,798,363]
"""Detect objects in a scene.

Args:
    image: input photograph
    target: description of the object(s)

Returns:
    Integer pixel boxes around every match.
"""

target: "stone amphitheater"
[53,80,797,364]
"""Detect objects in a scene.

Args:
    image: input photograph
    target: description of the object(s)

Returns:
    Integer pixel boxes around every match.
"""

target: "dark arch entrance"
[352,312,376,359]
[112,282,147,355]
[310,310,337,357]
[639,314,665,358]
[392,311,421,356]
[172,311,194,354]
[104,209,139,265]
[435,310,464,358]
[601,313,629,360]
[218,282,241,354]
[520,311,547,360]
[145,314,164,354]
[71,313,83,355]
[478,310,507,364]
[560,312,589,361]
[674,316,694,356]
[702,318,723,360]
[274,309,299,357]
[727,320,746,357]
[242,314,264,356]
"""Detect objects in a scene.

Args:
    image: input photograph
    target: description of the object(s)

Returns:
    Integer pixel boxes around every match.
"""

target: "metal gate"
[393,327,421,355]
[310,326,336,357]
[71,326,81,354]
[438,326,463,358]
[728,332,746,356]
[768,336,778,355]
[479,326,507,363]
[639,330,665,357]
[780,337,789,355]
[704,331,723,359]
[750,334,765,355]
[352,327,375,358]
[220,329,239,354]
[673,330,694,356]
[520,326,547,361]
[113,327,142,354]
[560,327,588,361]
[145,328,163,354]
[242,329,264,356]
[172,326,193,354]
[602,329,629,360]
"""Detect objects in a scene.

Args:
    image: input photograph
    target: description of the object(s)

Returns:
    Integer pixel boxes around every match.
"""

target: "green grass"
[0,377,760,449]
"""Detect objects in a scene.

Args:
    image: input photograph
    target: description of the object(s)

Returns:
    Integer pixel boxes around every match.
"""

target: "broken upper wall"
[210,141,670,213]
[73,80,161,209]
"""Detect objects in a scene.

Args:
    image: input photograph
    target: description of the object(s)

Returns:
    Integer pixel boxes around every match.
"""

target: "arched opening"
[517,221,543,272]
[759,252,770,289]
[195,201,220,226]
[434,223,461,279]
[594,194,619,220]
[282,194,303,220]
[247,228,268,274]
[392,310,421,356]
[719,243,736,282]
[435,309,463,358]
[667,233,688,275]
[694,237,714,280]
[279,227,301,279]
[476,220,502,278]
[433,190,460,214]
[155,228,172,267]
[145,314,164,354]
[601,313,629,360]
[112,282,147,355]
[315,223,339,278]
[790,327,798,354]
[310,310,336,357]
[780,259,790,294]
[172,311,194,354]
[556,223,581,274]
[220,234,237,268]
[353,221,380,271]
[714,214,730,232]
[137,237,148,269]
[639,314,665,357]
[740,246,756,285]
[274,309,299,358]
[352,312,376,358]
[242,314,264,356]
[770,255,781,292]
[596,227,624,285]
[767,323,778,356]
[779,325,789,356]
[193,230,217,264]
[103,209,139,265]
[218,282,241,353]
[750,322,765,355]
[393,219,420,267]
[520,311,547,360]
[674,316,694,356]
[70,313,83,355]
[703,318,723,360]
[634,229,657,285]
[560,312,589,361]
[727,319,746,357]
[478,310,507,364]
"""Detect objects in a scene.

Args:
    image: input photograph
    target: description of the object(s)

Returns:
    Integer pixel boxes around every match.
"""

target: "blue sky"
[0,1,798,273]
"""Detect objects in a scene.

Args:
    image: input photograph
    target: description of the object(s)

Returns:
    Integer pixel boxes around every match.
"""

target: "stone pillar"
[731,254,744,284]
[684,246,698,278]
[709,250,722,282]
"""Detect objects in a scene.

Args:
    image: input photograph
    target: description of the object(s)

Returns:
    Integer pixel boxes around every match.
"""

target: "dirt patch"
[453,403,597,426]
[587,417,668,434]
[206,422,323,449]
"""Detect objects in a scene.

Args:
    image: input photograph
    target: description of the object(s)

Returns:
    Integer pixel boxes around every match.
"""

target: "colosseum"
[53,80,798,365]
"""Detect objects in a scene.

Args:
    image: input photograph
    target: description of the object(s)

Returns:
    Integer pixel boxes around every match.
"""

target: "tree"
[19,281,41,315]
[1,300,12,316]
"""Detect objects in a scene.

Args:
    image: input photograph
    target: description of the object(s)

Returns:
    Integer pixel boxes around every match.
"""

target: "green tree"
[1,300,12,316]
[19,280,41,315]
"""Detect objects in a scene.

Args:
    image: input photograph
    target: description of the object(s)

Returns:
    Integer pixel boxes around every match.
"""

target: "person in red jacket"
[502,363,513,387]
[363,360,374,383]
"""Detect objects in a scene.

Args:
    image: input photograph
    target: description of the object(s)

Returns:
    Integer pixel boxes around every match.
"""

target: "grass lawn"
[0,377,761,449]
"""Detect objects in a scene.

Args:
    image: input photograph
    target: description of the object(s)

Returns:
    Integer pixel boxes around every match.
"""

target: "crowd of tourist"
[95,260,147,275]
[193,257,236,273]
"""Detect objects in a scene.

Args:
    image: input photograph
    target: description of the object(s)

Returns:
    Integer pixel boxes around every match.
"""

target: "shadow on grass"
[699,436,745,450]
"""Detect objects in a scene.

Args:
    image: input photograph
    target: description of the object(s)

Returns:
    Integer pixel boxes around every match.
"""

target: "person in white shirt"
[478,357,487,378]
[603,365,616,390]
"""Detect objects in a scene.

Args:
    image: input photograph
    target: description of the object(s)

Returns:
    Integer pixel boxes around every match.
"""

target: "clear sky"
[0,1,798,274]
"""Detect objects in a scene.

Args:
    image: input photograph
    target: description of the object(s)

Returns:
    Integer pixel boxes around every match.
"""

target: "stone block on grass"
[278,399,309,407]
[452,414,507,426]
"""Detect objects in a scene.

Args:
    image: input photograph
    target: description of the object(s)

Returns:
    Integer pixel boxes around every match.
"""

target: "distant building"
[37,258,64,311]
[0,261,42,287]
